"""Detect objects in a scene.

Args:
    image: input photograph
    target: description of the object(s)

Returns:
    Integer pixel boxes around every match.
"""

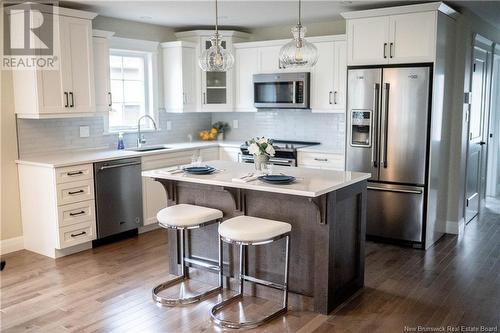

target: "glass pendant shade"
[279,24,318,68]
[199,34,234,72]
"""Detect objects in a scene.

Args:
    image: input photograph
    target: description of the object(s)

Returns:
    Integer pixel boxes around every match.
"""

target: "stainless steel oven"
[253,72,310,109]
[240,155,296,167]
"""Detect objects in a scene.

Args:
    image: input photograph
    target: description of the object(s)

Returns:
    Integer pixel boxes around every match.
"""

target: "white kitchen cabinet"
[17,162,97,258]
[161,41,198,113]
[219,147,241,162]
[343,3,456,66]
[298,151,344,171]
[175,30,250,112]
[234,47,259,112]
[259,44,286,73]
[93,30,114,113]
[11,6,97,119]
[332,41,347,111]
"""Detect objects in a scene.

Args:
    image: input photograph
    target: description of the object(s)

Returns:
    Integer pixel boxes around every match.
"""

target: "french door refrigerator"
[346,66,431,246]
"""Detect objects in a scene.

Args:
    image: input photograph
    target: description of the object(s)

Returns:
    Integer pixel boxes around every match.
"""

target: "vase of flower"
[212,121,230,142]
[217,133,224,141]
[247,137,275,172]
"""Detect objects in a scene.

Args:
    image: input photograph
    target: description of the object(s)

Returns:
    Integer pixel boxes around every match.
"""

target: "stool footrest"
[210,293,287,329]
[183,257,221,272]
[152,276,222,306]
[242,274,286,291]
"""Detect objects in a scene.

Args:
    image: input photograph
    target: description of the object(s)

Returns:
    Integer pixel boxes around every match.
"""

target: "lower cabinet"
[297,151,345,171]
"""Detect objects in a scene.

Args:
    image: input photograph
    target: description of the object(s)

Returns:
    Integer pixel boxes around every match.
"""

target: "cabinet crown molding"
[175,30,251,39]
[92,30,115,39]
[160,41,197,48]
[6,3,97,20]
[341,2,458,20]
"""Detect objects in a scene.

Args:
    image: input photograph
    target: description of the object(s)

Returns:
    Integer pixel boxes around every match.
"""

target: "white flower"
[248,143,260,155]
[265,145,275,156]
[258,137,267,144]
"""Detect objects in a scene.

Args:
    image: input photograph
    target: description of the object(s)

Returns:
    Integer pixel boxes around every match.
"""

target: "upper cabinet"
[175,30,250,112]
[161,41,198,113]
[343,2,457,66]
[234,46,259,112]
[10,6,97,119]
[93,30,114,113]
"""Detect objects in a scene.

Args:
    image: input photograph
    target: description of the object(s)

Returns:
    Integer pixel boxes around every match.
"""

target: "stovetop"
[240,139,320,154]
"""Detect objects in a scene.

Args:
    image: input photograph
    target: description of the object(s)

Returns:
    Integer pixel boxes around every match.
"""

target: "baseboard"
[0,236,24,255]
[445,218,465,235]
[139,223,159,234]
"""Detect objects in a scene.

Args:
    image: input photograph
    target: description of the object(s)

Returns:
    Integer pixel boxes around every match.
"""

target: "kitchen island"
[142,160,370,314]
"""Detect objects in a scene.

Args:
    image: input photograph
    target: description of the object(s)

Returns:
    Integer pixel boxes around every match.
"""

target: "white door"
[310,41,334,112]
[235,47,259,111]
[347,17,389,65]
[332,41,347,111]
[259,45,284,73]
[389,12,436,64]
[93,37,111,112]
[64,16,95,113]
[182,45,197,112]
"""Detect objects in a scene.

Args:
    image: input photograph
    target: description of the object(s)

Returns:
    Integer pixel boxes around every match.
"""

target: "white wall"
[486,52,500,197]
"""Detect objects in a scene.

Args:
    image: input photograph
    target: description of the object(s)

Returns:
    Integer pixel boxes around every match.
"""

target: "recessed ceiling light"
[140,15,153,20]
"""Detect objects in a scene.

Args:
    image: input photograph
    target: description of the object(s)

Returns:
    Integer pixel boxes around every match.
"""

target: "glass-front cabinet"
[175,30,250,112]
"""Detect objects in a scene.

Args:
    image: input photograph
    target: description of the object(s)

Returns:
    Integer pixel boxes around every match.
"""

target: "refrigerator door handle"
[382,83,390,168]
[371,83,380,167]
[367,186,423,195]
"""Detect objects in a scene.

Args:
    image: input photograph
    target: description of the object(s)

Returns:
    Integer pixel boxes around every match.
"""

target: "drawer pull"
[69,210,86,217]
[68,189,84,195]
[67,171,83,176]
[314,158,328,162]
[70,231,87,237]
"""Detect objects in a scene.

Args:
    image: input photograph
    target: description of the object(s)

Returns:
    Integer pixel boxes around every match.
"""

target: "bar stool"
[152,204,223,306]
[210,215,291,329]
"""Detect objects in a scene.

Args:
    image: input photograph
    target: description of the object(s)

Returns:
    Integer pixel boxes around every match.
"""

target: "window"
[108,50,154,132]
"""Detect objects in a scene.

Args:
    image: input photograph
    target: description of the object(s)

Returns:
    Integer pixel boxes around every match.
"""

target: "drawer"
[298,152,344,170]
[57,179,94,205]
[57,200,95,228]
[55,164,93,184]
[57,221,96,249]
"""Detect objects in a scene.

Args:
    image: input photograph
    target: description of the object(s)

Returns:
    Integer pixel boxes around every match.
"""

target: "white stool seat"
[219,216,291,243]
[157,204,223,228]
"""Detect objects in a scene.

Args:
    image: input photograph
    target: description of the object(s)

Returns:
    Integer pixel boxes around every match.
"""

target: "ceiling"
[61,1,500,31]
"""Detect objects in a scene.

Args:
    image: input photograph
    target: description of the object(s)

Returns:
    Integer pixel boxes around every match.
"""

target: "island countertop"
[142,160,370,198]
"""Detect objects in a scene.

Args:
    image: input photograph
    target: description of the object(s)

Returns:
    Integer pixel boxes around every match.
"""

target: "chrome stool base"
[152,275,222,306]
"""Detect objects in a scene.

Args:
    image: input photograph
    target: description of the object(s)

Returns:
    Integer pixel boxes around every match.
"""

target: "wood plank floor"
[1,200,499,333]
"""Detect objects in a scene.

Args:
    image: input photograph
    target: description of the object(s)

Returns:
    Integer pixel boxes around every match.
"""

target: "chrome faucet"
[137,115,158,147]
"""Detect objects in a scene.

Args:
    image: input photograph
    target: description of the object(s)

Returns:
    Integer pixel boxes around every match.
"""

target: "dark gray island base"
[154,178,367,315]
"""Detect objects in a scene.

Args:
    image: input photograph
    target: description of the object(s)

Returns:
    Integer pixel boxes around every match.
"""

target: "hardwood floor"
[1,201,499,333]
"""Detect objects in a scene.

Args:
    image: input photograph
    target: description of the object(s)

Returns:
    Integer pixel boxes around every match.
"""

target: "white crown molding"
[0,236,24,255]
[341,2,458,20]
[92,29,115,39]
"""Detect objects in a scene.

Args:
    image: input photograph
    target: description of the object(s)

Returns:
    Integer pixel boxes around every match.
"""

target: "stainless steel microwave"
[253,72,310,109]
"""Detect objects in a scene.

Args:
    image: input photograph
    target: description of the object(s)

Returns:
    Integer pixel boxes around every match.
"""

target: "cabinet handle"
[70,231,86,237]
[64,92,69,107]
[329,91,333,104]
[69,92,74,107]
[68,189,84,195]
[108,92,112,107]
[314,158,328,162]
[389,42,394,58]
[333,91,338,104]
[69,210,86,217]
[383,43,387,59]
[67,171,83,176]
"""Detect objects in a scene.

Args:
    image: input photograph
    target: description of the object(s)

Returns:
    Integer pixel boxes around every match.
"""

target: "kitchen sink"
[126,145,171,152]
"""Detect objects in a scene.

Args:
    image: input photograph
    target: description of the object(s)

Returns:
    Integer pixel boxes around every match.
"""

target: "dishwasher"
[93,157,143,242]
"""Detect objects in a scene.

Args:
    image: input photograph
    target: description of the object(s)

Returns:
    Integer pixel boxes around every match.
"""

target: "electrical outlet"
[232,120,239,129]
[79,126,90,138]
[166,121,172,131]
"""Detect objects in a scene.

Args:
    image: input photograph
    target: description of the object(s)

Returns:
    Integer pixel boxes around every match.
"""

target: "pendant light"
[279,0,318,68]
[198,0,234,72]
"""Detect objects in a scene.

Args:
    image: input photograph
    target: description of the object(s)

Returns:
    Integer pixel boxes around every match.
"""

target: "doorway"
[464,35,494,224]
[486,46,500,200]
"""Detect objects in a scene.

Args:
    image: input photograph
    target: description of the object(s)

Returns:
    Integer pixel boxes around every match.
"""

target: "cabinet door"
[200,38,233,111]
[182,46,197,112]
[259,45,284,73]
[93,37,111,112]
[235,47,259,112]
[332,41,347,111]
[64,16,95,113]
[310,41,335,112]
[347,17,389,65]
[389,12,436,64]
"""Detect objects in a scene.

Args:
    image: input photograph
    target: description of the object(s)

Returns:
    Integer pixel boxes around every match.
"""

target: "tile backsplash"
[212,111,345,153]
[17,110,345,156]
[17,111,211,156]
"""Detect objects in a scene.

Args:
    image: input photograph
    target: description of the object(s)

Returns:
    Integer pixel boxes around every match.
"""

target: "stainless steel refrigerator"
[346,66,431,246]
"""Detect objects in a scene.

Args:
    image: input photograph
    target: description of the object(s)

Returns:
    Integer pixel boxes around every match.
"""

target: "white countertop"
[142,160,370,198]
[297,144,344,155]
[16,141,241,168]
